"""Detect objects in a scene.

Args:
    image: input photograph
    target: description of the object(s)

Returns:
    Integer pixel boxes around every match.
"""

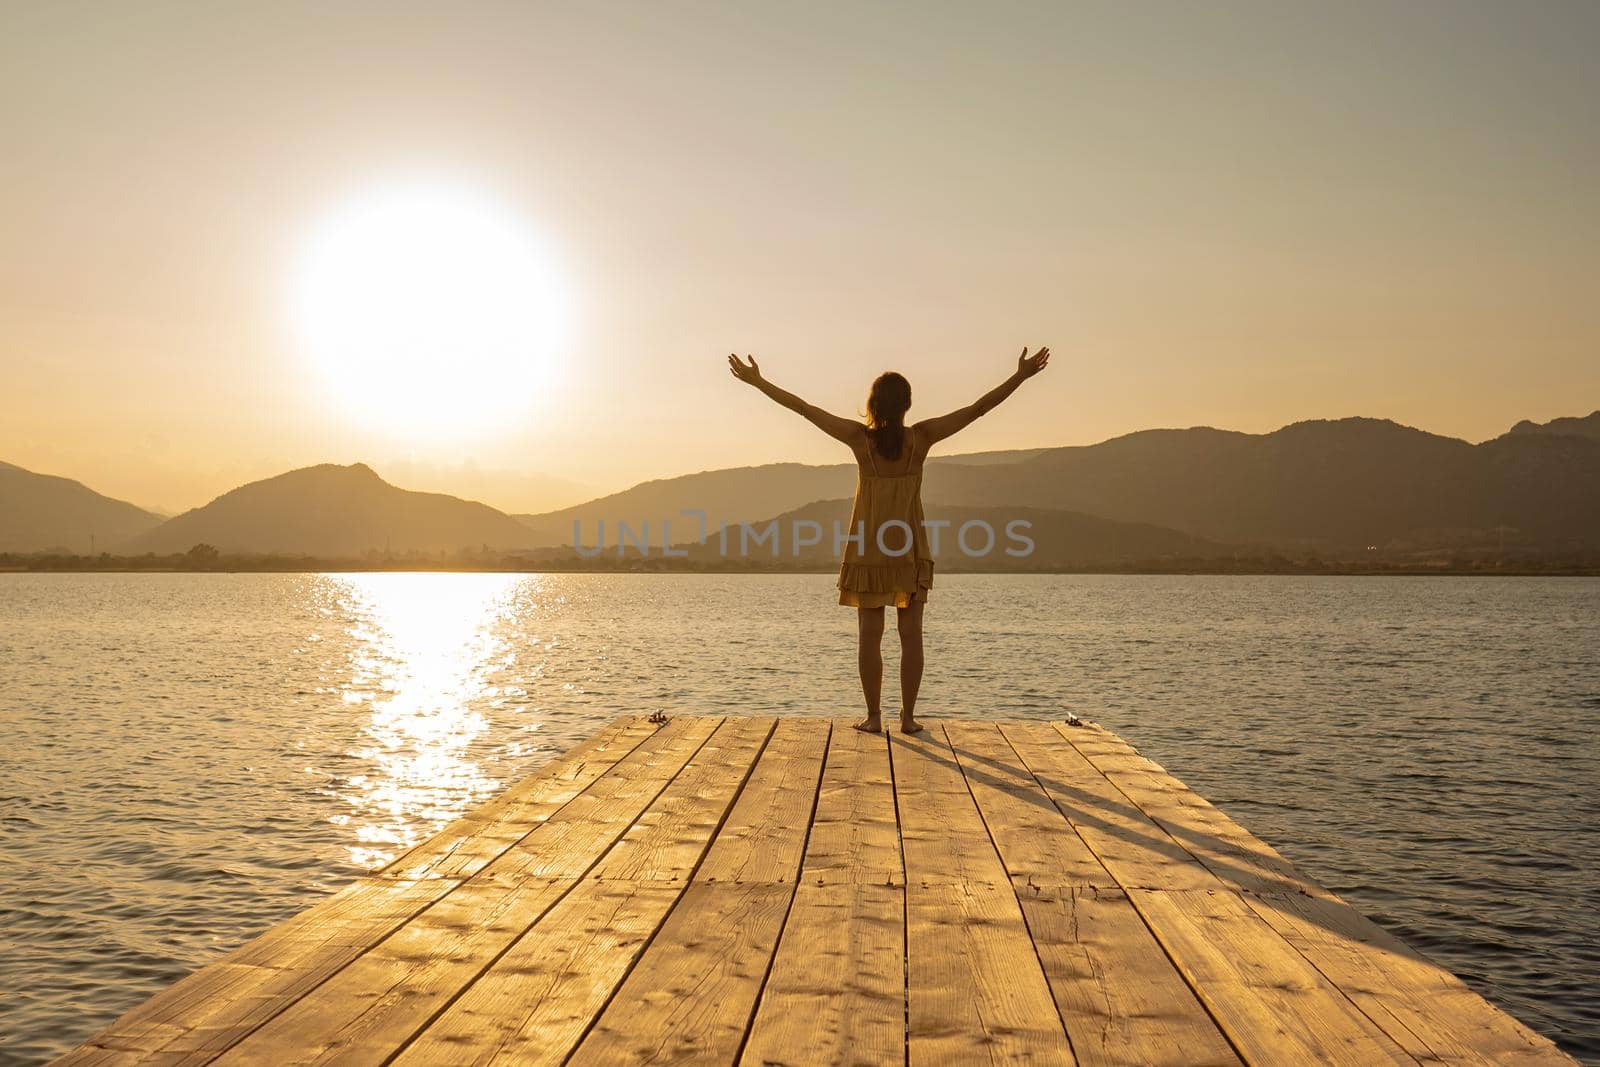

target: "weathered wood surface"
[57,715,1576,1066]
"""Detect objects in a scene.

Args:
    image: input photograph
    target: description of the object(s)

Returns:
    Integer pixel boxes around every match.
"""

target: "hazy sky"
[3,1,1596,513]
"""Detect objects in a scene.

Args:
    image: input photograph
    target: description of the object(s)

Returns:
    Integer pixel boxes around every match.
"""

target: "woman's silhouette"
[729,347,1051,733]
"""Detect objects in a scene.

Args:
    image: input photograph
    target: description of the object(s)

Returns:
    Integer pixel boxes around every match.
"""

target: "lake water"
[1,572,1596,1063]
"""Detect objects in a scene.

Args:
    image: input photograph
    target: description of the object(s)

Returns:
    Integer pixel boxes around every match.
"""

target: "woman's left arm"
[728,353,863,445]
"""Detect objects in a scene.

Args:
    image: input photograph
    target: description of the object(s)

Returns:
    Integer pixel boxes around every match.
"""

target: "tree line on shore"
[5,542,1596,576]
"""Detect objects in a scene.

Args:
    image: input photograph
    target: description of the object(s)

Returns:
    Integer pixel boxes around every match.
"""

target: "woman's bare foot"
[854,714,883,734]
[899,715,924,735]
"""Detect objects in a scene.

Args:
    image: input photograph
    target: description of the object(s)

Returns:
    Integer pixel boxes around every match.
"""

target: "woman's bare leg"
[855,606,885,733]
[896,598,925,734]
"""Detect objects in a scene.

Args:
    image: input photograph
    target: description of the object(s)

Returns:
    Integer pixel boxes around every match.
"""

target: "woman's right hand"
[1017,346,1051,379]
[728,353,763,385]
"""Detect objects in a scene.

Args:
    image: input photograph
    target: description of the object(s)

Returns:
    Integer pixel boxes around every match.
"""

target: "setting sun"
[289,179,570,440]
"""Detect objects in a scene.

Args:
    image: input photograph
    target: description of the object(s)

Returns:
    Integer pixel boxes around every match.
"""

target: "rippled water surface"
[2,573,1597,1063]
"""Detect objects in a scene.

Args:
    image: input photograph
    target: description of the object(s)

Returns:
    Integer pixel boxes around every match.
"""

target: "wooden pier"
[60,714,1574,1065]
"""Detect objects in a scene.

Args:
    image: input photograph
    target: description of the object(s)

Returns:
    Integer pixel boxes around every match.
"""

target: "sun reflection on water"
[324,573,525,869]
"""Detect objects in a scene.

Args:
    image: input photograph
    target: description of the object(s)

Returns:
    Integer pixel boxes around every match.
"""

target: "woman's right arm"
[915,346,1051,446]
[729,353,865,445]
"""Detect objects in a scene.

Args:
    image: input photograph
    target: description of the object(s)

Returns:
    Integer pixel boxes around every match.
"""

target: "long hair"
[865,371,912,461]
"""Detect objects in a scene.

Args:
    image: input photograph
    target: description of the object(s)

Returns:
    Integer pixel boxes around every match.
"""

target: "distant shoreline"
[4,557,1598,577]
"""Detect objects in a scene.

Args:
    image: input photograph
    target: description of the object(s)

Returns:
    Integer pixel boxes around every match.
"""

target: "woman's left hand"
[1017,346,1051,379]
[728,353,763,385]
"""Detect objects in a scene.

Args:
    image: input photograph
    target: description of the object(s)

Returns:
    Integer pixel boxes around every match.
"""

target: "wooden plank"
[567,719,830,1064]
[798,718,901,886]
[893,727,1012,888]
[739,882,905,1067]
[999,721,1219,892]
[587,718,777,882]
[393,717,776,1066]
[1060,723,1331,899]
[1129,888,1417,1067]
[697,717,832,883]
[906,882,1077,1066]
[1243,892,1577,1066]
[943,720,1115,892]
[569,882,794,1065]
[213,719,729,1064]
[377,715,662,881]
[1015,887,1242,1067]
[458,717,660,822]
[893,728,1074,1065]
[477,716,729,881]
[741,720,904,1066]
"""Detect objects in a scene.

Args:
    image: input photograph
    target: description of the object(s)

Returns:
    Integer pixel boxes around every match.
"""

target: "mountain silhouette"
[0,461,163,553]
[520,415,1600,555]
[120,463,538,556]
[1505,410,1600,443]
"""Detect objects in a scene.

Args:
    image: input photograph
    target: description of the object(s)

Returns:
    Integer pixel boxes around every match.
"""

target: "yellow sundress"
[837,425,935,608]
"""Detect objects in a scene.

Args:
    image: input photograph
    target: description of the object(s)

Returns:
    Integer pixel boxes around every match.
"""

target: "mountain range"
[521,413,1600,556]
[0,461,163,553]
[3,410,1596,562]
[916,417,1600,552]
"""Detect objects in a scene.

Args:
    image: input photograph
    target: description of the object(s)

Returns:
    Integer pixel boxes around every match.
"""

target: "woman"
[728,346,1051,734]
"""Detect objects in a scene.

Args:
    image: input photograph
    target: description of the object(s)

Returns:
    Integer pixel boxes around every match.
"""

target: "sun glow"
[290,179,571,440]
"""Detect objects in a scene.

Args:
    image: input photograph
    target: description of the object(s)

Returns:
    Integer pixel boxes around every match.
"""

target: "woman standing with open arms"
[728,347,1051,734]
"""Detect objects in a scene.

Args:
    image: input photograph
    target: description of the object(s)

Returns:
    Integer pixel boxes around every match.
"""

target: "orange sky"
[3,1,1596,514]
